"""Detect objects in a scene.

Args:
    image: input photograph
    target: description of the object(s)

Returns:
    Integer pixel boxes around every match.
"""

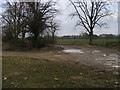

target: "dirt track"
[2,45,119,72]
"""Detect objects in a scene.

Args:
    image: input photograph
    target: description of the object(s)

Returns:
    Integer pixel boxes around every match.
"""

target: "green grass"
[56,39,120,47]
[3,57,117,88]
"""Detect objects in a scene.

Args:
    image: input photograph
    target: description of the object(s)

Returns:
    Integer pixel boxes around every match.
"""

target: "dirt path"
[2,45,119,73]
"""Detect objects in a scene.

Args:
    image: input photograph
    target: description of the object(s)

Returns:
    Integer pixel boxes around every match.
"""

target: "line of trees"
[1,0,114,49]
[60,33,120,39]
[2,0,59,48]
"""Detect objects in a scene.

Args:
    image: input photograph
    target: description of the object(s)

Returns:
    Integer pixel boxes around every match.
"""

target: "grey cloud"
[56,0,118,36]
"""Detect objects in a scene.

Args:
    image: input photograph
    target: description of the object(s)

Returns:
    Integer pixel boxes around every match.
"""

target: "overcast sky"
[0,0,119,36]
[54,0,118,36]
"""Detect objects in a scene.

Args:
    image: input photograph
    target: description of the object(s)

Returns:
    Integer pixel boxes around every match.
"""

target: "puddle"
[112,65,120,68]
[106,63,112,66]
[63,49,84,53]
[92,50,101,53]
[54,55,62,56]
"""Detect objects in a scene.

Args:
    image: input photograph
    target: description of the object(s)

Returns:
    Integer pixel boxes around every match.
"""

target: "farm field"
[56,39,120,47]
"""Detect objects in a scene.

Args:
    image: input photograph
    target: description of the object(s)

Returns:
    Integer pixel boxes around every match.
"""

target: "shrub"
[3,39,32,51]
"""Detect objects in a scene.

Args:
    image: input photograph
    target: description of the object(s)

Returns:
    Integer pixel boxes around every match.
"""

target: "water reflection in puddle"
[93,50,101,53]
[63,49,84,53]
[112,65,120,68]
[87,50,101,53]
[54,55,62,56]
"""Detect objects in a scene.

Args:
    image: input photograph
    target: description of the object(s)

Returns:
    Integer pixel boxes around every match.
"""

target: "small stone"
[54,78,59,81]
[4,77,7,80]
[80,73,83,75]
[105,80,109,83]
[24,77,27,80]
[115,81,118,84]
[103,54,107,57]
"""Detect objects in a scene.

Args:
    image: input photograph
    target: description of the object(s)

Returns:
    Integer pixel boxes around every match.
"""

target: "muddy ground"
[2,45,119,73]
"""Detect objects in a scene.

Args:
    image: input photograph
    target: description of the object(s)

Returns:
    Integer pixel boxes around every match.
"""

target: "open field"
[1,0,119,88]
[2,45,119,88]
[56,39,120,47]
[3,57,118,88]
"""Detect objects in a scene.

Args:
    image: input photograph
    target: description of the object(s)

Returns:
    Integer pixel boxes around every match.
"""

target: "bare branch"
[69,0,112,45]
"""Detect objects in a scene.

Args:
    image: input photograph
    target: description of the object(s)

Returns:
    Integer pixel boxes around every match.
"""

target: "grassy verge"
[56,39,120,48]
[3,57,117,88]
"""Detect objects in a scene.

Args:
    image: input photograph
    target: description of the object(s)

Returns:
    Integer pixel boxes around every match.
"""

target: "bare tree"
[2,0,58,48]
[48,19,60,42]
[25,0,58,47]
[2,2,27,40]
[69,0,112,45]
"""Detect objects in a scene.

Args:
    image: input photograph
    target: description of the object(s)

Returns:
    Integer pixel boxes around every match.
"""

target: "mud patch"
[96,54,119,68]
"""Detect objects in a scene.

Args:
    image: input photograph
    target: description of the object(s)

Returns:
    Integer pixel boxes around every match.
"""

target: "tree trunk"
[52,33,55,41]
[33,34,39,48]
[22,31,26,40]
[89,30,93,45]
[89,34,92,45]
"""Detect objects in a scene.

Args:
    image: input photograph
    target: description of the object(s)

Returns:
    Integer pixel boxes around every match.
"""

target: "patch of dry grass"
[2,57,118,88]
